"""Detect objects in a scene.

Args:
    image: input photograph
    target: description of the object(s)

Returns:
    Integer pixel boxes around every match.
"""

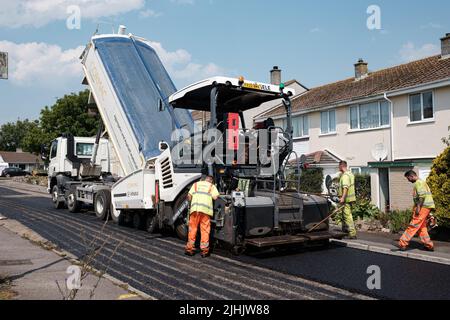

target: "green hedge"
[286,167,324,194]
[427,146,450,228]
[300,168,324,194]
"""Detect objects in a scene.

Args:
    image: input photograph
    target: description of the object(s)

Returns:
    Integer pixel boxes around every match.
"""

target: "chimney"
[270,66,281,85]
[16,148,23,153]
[354,58,368,80]
[441,33,450,59]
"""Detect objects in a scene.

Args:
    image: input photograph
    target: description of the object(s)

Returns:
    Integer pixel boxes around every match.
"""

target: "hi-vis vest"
[189,181,219,217]
[339,171,356,203]
[413,179,435,209]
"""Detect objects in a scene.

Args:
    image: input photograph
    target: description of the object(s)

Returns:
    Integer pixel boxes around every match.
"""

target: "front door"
[379,168,390,212]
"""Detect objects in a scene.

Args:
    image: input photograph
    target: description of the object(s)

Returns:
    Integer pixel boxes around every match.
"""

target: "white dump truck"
[48,27,344,253]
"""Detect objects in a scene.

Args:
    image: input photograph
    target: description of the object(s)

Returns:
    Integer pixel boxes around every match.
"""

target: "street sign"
[0,52,8,80]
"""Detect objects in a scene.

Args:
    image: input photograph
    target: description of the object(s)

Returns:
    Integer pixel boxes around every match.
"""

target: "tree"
[427,143,450,228]
[39,90,100,140]
[0,119,39,152]
[0,90,100,155]
[22,125,52,155]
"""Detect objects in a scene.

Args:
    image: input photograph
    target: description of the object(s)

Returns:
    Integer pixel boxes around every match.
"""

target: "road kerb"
[331,239,450,266]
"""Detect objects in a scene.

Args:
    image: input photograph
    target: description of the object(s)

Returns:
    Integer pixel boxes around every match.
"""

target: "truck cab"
[47,135,111,193]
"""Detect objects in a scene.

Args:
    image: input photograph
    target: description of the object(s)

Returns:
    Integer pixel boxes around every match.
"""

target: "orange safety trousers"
[399,207,434,249]
[185,211,211,254]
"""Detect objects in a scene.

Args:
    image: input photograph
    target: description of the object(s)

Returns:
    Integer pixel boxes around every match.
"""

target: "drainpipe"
[383,93,394,162]
[383,92,394,213]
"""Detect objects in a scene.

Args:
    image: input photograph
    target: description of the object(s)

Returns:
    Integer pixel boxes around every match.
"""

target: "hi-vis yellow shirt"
[339,171,356,203]
[189,181,220,217]
[413,179,435,209]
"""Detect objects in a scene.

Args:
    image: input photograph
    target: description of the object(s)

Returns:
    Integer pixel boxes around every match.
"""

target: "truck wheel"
[111,206,125,226]
[174,191,189,241]
[94,190,111,220]
[231,245,246,256]
[146,214,158,234]
[67,190,81,213]
[52,185,65,209]
[132,212,145,230]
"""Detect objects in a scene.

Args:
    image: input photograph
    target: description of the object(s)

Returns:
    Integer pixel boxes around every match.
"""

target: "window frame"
[50,140,58,159]
[284,115,309,139]
[320,109,337,135]
[349,100,391,131]
[408,90,435,124]
[75,142,95,158]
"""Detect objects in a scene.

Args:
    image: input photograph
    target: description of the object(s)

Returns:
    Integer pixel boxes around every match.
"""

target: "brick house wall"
[389,167,414,211]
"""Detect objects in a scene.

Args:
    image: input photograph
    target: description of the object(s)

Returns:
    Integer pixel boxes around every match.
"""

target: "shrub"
[286,167,324,194]
[355,174,371,200]
[300,168,324,194]
[352,198,380,220]
[378,210,411,234]
[427,146,450,228]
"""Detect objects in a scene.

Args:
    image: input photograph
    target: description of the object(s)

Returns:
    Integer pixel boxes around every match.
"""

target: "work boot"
[423,246,435,252]
[201,251,210,258]
[343,235,357,240]
[185,250,195,257]
[392,243,407,252]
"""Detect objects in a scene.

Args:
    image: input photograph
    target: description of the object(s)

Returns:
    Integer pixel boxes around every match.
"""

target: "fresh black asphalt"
[1,183,449,300]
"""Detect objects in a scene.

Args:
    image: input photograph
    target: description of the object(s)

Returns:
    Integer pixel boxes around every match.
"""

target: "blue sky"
[0,0,449,125]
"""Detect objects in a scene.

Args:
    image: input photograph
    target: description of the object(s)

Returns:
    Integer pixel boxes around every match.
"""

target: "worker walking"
[338,161,357,239]
[398,171,435,251]
[185,175,220,258]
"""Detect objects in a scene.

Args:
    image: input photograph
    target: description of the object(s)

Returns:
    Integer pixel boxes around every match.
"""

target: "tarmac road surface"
[1,181,449,300]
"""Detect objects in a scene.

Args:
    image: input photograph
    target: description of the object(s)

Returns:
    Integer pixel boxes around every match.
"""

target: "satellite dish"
[371,143,388,162]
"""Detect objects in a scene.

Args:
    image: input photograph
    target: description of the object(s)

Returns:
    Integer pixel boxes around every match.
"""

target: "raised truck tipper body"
[49,27,344,252]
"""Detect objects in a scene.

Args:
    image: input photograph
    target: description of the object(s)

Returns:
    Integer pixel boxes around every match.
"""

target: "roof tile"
[262,55,450,118]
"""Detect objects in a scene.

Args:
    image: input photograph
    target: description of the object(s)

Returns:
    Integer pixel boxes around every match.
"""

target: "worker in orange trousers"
[399,170,435,251]
[185,175,219,258]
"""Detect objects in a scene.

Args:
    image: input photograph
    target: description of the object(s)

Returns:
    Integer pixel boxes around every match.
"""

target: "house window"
[350,101,390,130]
[409,91,434,122]
[320,109,336,134]
[283,115,309,138]
[350,167,371,175]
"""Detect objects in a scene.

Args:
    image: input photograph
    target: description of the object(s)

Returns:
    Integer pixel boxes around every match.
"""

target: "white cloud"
[139,9,162,19]
[0,0,145,28]
[0,39,224,88]
[146,40,225,84]
[399,42,440,62]
[0,40,84,86]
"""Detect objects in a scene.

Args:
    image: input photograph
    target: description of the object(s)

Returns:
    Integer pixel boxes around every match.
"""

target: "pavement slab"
[0,225,141,300]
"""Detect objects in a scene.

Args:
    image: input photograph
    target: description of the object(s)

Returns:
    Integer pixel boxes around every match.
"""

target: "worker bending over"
[398,171,435,251]
[338,161,357,239]
[185,175,220,258]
